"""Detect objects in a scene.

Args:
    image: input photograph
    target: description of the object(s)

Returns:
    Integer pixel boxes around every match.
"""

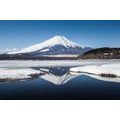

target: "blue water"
[0,67,120,100]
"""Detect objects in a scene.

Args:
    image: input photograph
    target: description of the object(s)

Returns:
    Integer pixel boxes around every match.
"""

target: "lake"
[0,66,120,100]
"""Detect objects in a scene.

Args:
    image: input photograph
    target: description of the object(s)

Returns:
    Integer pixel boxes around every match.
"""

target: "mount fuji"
[0,36,92,60]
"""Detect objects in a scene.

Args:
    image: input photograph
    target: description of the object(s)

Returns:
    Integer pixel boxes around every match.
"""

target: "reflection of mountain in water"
[39,67,80,85]
[1,67,119,84]
[39,67,120,85]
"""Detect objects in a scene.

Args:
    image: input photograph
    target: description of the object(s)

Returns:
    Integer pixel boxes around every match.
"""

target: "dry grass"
[100,73,117,78]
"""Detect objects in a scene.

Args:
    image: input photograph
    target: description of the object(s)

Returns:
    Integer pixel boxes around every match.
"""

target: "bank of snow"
[70,63,120,77]
[0,68,41,80]
[0,60,120,68]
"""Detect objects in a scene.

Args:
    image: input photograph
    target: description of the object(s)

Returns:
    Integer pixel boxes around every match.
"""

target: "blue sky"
[0,20,120,51]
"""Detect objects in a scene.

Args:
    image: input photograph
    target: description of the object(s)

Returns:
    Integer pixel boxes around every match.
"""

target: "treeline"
[79,47,120,59]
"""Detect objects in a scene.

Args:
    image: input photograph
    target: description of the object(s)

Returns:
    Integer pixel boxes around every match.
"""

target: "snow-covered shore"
[0,59,119,68]
[70,63,120,77]
[0,68,42,80]
[0,60,119,81]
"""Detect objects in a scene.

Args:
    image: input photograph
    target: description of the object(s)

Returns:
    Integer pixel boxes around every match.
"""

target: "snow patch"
[0,59,119,68]
[0,68,41,80]
[70,63,120,77]
[85,73,120,83]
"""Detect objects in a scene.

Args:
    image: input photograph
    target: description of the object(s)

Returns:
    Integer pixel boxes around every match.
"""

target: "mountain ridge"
[8,36,85,54]
[0,35,92,60]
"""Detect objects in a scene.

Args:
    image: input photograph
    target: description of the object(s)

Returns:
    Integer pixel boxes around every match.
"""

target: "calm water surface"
[0,67,120,100]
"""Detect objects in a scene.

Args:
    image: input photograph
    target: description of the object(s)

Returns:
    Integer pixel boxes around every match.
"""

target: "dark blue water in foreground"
[0,67,120,100]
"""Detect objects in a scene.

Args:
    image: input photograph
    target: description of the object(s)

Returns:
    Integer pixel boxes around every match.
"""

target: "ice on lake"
[0,59,119,83]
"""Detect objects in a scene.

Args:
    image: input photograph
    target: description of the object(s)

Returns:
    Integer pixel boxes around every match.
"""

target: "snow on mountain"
[0,48,19,54]
[8,36,81,54]
[5,35,92,59]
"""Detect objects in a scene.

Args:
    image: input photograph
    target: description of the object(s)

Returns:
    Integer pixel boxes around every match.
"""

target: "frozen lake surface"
[0,59,120,68]
[0,59,119,80]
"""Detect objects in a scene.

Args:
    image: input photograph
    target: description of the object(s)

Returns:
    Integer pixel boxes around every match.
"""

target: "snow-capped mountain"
[0,35,92,60]
[8,36,79,54]
[8,36,91,56]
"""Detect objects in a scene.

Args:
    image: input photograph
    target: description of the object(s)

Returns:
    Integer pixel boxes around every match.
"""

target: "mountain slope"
[8,36,81,54]
[0,35,92,60]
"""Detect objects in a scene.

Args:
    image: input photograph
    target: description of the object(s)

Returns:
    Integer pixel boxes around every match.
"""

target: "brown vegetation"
[79,47,120,59]
[100,73,117,78]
